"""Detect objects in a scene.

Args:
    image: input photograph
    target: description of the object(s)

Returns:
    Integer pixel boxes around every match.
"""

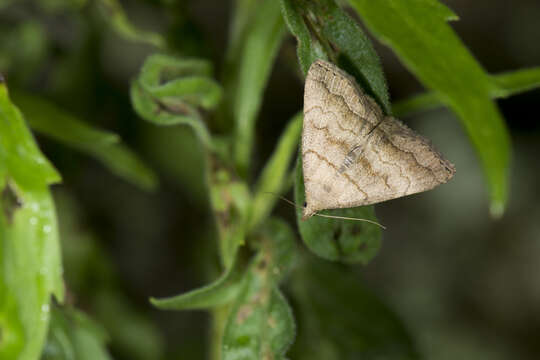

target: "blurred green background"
[1,0,540,359]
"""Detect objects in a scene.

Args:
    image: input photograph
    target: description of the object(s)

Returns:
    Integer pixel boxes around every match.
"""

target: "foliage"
[1,81,63,360]
[347,0,511,216]
[1,0,539,359]
[41,306,111,360]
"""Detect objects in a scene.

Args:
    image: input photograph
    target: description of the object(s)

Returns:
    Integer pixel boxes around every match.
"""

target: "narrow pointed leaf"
[348,0,511,215]
[11,91,157,191]
[393,67,540,117]
[492,67,540,97]
[150,255,245,310]
[232,0,286,176]
[249,113,302,231]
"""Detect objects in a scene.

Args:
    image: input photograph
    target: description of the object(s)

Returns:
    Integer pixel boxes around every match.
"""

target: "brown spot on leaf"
[333,226,342,241]
[2,182,23,224]
[236,305,253,325]
[350,225,362,236]
[267,316,277,329]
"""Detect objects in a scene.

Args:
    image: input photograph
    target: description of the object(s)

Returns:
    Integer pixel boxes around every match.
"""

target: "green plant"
[1,0,540,359]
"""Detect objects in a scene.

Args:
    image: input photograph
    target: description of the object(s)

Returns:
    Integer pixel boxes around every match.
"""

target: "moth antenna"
[262,192,386,229]
[313,213,386,229]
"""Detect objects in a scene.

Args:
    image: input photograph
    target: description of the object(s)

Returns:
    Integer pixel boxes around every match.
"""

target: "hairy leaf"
[280,0,390,113]
[222,219,296,360]
[279,0,323,74]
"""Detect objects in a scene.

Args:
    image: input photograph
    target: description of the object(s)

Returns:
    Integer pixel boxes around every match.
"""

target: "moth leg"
[339,118,386,173]
[339,144,364,173]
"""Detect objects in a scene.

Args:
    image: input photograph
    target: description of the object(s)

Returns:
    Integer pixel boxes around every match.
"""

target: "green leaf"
[280,0,390,113]
[348,0,511,216]
[294,158,382,264]
[288,256,420,360]
[41,306,112,360]
[226,0,258,57]
[97,0,166,49]
[279,0,323,75]
[215,0,258,132]
[223,288,294,360]
[0,81,64,360]
[232,0,286,176]
[138,55,220,109]
[491,67,540,97]
[11,91,158,191]
[393,67,540,117]
[150,254,245,310]
[248,112,302,231]
[131,54,221,148]
[222,218,296,360]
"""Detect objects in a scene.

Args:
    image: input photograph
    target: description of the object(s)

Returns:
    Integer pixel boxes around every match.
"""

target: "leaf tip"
[148,297,162,308]
[447,14,460,22]
[138,172,159,192]
[490,200,505,219]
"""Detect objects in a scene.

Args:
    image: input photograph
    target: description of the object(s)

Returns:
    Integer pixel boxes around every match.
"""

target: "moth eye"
[303,202,307,207]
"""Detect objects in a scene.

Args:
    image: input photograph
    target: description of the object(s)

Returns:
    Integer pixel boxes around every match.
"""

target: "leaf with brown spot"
[1,182,23,225]
[295,159,381,264]
[222,219,296,360]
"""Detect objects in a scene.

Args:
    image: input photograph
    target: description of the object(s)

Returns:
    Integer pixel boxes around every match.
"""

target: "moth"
[302,60,455,219]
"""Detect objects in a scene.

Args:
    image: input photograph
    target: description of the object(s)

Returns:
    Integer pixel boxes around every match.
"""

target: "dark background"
[1,0,540,359]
